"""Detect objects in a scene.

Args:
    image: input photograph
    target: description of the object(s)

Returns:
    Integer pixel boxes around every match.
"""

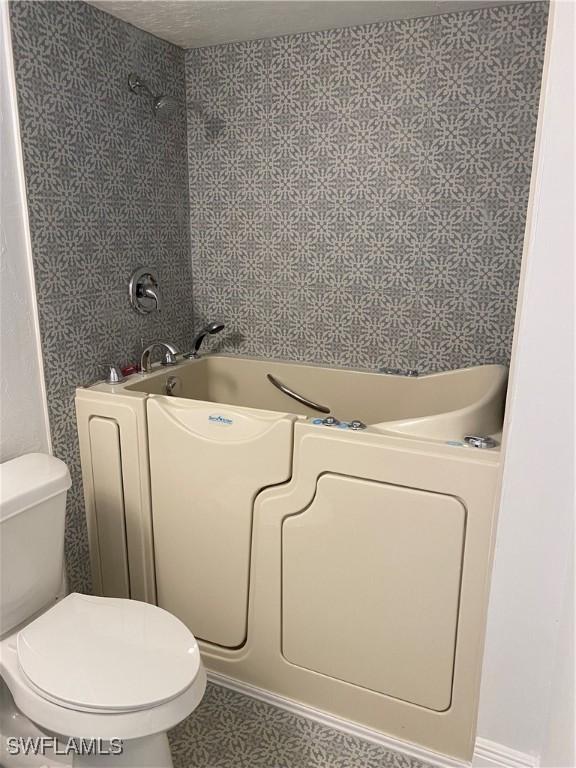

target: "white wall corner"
[473,739,539,768]
[475,0,575,766]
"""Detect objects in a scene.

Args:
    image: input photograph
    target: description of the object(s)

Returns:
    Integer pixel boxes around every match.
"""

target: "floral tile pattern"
[169,682,436,768]
[8,3,548,765]
[9,0,194,593]
[9,0,547,596]
[185,3,548,373]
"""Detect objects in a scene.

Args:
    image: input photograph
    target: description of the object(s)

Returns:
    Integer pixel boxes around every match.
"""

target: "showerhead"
[205,321,225,335]
[128,73,178,119]
[184,321,226,358]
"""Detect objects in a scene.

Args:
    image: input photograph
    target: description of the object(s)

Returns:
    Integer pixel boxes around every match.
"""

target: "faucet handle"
[106,365,125,384]
[161,349,178,366]
[129,267,161,314]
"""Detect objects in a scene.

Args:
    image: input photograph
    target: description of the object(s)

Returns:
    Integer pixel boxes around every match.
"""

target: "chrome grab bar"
[266,374,330,414]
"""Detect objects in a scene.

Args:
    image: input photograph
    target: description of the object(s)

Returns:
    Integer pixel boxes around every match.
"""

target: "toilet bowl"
[0,453,206,767]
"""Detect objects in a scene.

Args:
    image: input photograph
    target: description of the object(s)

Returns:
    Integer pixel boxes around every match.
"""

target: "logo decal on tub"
[208,414,234,426]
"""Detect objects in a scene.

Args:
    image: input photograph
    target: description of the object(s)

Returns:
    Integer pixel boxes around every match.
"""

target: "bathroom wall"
[9,0,194,593]
[477,1,575,763]
[9,0,548,594]
[0,0,50,463]
[185,3,548,373]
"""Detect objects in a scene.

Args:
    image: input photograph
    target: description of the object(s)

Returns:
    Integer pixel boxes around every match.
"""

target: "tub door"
[282,474,465,711]
[147,397,294,647]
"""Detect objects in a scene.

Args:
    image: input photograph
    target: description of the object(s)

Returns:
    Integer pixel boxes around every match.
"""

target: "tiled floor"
[169,683,435,768]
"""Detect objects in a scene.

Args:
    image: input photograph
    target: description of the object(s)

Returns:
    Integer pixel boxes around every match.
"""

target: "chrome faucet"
[140,341,179,373]
[184,321,225,358]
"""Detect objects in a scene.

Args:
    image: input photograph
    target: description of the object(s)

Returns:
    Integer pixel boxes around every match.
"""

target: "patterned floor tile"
[169,683,435,768]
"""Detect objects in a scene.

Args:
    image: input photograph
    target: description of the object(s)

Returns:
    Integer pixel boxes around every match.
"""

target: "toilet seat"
[16,593,201,714]
[0,637,206,741]
[0,595,206,741]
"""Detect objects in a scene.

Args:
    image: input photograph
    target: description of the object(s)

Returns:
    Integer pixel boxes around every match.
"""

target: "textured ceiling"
[86,0,528,49]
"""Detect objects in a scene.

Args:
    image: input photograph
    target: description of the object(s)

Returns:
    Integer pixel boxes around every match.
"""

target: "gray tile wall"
[10,1,548,594]
[9,1,194,593]
[185,3,548,372]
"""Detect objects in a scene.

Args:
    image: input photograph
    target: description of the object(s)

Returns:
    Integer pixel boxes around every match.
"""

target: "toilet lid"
[17,593,201,712]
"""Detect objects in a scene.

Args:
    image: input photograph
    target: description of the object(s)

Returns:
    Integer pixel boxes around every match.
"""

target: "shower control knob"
[349,420,367,430]
[322,416,340,427]
[129,267,161,314]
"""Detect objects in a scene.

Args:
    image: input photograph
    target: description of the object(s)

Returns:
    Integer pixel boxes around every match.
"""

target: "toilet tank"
[0,453,71,637]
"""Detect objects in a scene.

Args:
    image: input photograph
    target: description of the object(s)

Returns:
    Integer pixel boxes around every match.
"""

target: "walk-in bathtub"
[76,356,507,762]
[124,354,506,439]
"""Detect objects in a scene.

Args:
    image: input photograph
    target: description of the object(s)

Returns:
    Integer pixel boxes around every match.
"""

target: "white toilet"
[0,453,206,768]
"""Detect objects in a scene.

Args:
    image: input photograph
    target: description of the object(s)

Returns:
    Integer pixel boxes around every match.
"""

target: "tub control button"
[464,435,498,449]
[349,420,367,430]
[322,416,340,427]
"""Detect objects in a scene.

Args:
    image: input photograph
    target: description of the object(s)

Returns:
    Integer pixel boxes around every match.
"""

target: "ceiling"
[86,0,527,49]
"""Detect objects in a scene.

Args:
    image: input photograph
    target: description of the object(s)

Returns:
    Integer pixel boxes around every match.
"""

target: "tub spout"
[140,341,179,373]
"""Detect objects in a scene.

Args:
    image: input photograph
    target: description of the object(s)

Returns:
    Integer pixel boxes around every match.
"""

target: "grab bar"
[266,374,330,414]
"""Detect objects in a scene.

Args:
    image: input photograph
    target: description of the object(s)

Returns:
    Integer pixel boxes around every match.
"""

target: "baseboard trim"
[207,672,538,768]
[473,739,538,768]
[206,670,469,768]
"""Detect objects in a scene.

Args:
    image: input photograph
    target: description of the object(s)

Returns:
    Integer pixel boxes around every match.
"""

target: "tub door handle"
[266,374,330,414]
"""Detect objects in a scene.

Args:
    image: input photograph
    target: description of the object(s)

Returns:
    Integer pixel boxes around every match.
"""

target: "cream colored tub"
[124,354,507,440]
[76,355,507,763]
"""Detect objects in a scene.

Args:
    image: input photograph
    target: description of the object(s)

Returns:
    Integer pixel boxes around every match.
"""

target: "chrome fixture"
[464,435,499,449]
[267,373,331,414]
[349,420,367,430]
[140,341,179,373]
[380,367,419,377]
[128,73,178,119]
[184,321,225,358]
[321,416,340,426]
[165,375,179,396]
[106,365,125,384]
[129,267,161,314]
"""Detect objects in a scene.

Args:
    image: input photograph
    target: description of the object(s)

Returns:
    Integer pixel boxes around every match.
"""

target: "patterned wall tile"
[9,0,194,594]
[10,1,548,594]
[186,3,548,373]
